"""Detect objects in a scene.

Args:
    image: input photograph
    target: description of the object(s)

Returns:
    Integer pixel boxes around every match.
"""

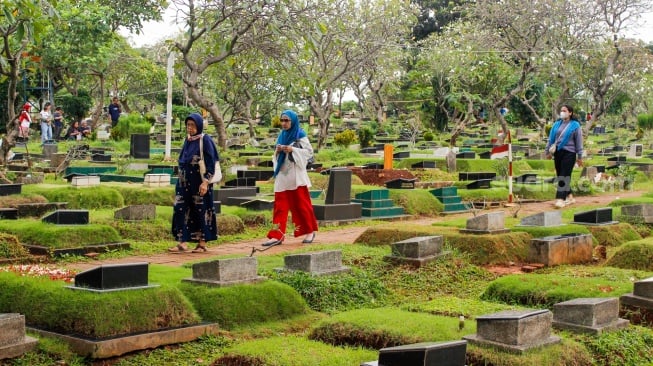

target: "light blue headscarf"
[273,110,306,177]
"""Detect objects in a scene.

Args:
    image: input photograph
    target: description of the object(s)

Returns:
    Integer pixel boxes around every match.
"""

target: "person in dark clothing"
[108,97,121,128]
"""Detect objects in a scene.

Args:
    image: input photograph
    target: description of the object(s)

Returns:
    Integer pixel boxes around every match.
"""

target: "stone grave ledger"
[0,313,38,360]
[114,204,156,221]
[460,211,509,234]
[42,210,89,225]
[71,263,151,292]
[282,250,350,276]
[573,208,615,225]
[463,309,561,354]
[361,340,467,366]
[143,173,171,187]
[519,211,562,227]
[620,204,653,223]
[325,168,352,204]
[385,236,448,268]
[528,233,593,266]
[71,175,101,187]
[620,276,653,309]
[214,187,258,206]
[184,257,265,287]
[552,298,629,334]
[130,134,150,159]
[0,184,22,196]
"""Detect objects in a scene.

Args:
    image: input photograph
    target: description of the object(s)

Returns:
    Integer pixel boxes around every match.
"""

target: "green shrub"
[30,186,125,209]
[606,240,653,270]
[333,129,358,147]
[0,272,199,338]
[357,126,375,148]
[267,270,388,313]
[179,281,308,329]
[587,223,642,246]
[114,186,174,206]
[423,131,434,141]
[111,113,152,141]
[0,220,121,248]
[575,327,653,366]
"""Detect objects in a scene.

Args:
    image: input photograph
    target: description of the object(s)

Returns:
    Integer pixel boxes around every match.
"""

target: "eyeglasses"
[280,118,291,122]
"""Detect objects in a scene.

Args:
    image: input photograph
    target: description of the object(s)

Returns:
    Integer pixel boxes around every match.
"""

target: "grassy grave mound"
[401,295,526,319]
[309,307,476,349]
[0,232,30,259]
[466,341,593,366]
[23,186,125,209]
[569,327,653,366]
[480,267,650,308]
[586,222,642,246]
[214,335,376,366]
[0,220,121,249]
[0,272,199,338]
[113,185,174,206]
[511,223,591,238]
[179,281,308,330]
[355,225,531,265]
[0,193,49,207]
[388,189,443,215]
[606,239,653,271]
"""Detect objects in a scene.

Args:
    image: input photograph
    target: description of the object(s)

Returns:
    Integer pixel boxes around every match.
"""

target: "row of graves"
[4,201,653,362]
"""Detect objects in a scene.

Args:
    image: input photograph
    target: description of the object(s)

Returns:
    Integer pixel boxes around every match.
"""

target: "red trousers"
[267,186,318,240]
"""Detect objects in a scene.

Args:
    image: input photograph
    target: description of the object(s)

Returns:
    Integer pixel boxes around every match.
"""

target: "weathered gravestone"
[573,208,616,225]
[69,262,156,292]
[384,236,448,268]
[528,233,593,266]
[183,257,265,287]
[519,211,562,227]
[552,298,629,334]
[361,340,467,366]
[581,166,599,182]
[143,174,171,187]
[619,204,653,223]
[460,212,509,234]
[42,142,58,159]
[463,309,561,354]
[0,314,38,360]
[281,250,350,276]
[628,143,643,158]
[72,175,100,187]
[313,168,362,221]
[42,210,89,225]
[114,204,156,221]
[620,277,653,310]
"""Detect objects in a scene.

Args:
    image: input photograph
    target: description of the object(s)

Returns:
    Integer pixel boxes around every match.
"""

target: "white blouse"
[272,136,314,192]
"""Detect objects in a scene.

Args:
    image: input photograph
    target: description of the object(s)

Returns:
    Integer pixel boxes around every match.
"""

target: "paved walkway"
[67,189,646,271]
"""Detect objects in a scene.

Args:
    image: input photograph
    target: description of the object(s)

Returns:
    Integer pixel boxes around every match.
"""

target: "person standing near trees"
[261,110,318,247]
[53,106,64,141]
[40,102,53,144]
[108,97,122,128]
[545,104,584,209]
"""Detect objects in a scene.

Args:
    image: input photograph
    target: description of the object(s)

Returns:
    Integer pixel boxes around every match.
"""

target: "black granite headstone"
[377,340,467,366]
[385,178,417,189]
[458,172,496,181]
[466,179,492,189]
[514,173,538,184]
[573,208,613,224]
[213,201,221,214]
[411,161,436,169]
[74,263,149,290]
[0,184,22,196]
[607,156,626,162]
[0,208,18,220]
[325,168,352,204]
[258,160,274,168]
[456,151,475,159]
[42,210,89,225]
[224,177,257,187]
[393,151,410,159]
[237,170,274,181]
[363,162,384,170]
[91,154,111,162]
[478,151,491,159]
[130,134,150,159]
[360,147,378,154]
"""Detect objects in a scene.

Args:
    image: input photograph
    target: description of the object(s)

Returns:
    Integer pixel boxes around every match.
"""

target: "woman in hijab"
[169,113,219,252]
[262,109,318,246]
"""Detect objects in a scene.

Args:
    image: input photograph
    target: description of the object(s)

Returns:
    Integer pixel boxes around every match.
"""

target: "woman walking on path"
[262,110,318,247]
[169,113,219,253]
[545,104,584,209]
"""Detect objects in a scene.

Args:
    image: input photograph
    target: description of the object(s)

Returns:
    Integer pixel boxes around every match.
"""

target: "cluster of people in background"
[16,101,94,142]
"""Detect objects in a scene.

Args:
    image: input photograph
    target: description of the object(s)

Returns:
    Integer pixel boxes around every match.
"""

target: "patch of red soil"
[349,168,416,186]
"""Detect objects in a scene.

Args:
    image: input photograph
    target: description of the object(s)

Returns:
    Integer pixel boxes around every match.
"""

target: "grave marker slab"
[282,250,350,276]
[0,184,22,196]
[552,298,629,334]
[460,212,509,234]
[71,175,101,187]
[463,309,560,354]
[240,199,274,211]
[114,204,156,221]
[466,179,492,189]
[628,144,643,158]
[385,178,417,189]
[528,233,593,266]
[573,208,616,225]
[619,204,653,223]
[184,257,265,287]
[361,340,467,366]
[0,313,38,360]
[385,236,448,268]
[620,277,653,309]
[214,187,258,206]
[0,208,18,220]
[70,263,155,292]
[519,211,562,227]
[130,134,150,159]
[42,210,89,225]
[411,161,436,169]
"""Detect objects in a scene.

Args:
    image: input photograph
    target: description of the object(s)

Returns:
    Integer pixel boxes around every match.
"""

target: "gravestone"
[224,177,257,187]
[72,175,100,187]
[619,204,653,223]
[238,169,274,181]
[314,169,362,221]
[458,172,496,181]
[352,189,404,218]
[281,250,350,276]
[463,309,561,354]
[620,277,653,310]
[361,340,467,366]
[384,236,448,268]
[628,144,643,158]
[240,199,274,211]
[552,298,629,334]
[0,208,18,220]
[16,202,67,218]
[183,257,265,287]
[42,210,89,225]
[42,142,58,159]
[573,208,616,225]
[456,151,475,159]
[519,211,562,227]
[460,212,509,234]
[363,162,384,170]
[393,151,410,159]
[411,161,436,169]
[445,150,457,173]
[91,154,111,162]
[257,160,274,168]
[213,201,221,214]
[466,179,492,189]
[129,134,150,159]
[114,204,156,221]
[0,313,38,360]
[514,173,537,184]
[143,173,171,187]
[581,166,599,182]
[70,263,155,292]
[528,233,593,266]
[360,147,378,154]
[385,178,417,189]
[214,187,258,206]
[0,184,22,196]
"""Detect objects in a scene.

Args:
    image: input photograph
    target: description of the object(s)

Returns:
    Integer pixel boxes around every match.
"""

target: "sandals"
[192,244,208,253]
[302,232,316,244]
[262,238,283,247]
[168,243,188,253]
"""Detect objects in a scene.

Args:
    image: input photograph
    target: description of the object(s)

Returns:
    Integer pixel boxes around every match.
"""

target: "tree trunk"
[308,91,333,149]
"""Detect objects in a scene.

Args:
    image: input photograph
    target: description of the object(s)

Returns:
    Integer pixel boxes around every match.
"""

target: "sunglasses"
[280,118,291,122]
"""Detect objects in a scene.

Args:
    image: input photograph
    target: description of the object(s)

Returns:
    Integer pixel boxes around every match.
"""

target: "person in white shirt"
[262,110,318,246]
[40,102,53,144]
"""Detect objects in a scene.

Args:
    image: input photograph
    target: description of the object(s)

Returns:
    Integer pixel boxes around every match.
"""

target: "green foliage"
[217,214,246,235]
[511,224,591,239]
[0,233,29,258]
[402,295,525,319]
[587,223,642,247]
[57,91,93,122]
[0,272,199,338]
[606,240,653,271]
[388,189,443,215]
[179,281,308,330]
[575,327,653,366]
[29,186,125,209]
[357,126,375,148]
[266,270,388,313]
[423,130,434,141]
[637,112,653,130]
[333,129,358,147]
[0,220,121,248]
[111,113,152,141]
[113,186,173,206]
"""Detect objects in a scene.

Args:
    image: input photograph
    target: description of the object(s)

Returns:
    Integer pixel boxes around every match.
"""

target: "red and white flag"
[491,144,509,159]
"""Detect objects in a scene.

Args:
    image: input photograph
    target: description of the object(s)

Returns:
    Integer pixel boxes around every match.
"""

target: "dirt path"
[66,189,645,272]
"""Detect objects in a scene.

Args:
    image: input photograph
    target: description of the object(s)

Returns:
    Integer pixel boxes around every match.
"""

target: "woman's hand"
[576,159,583,167]
[199,181,209,196]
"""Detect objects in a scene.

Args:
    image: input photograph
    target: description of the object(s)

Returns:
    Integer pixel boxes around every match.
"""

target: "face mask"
[560,112,569,119]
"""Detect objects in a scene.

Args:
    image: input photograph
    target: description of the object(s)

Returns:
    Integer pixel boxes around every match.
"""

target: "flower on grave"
[0,264,77,283]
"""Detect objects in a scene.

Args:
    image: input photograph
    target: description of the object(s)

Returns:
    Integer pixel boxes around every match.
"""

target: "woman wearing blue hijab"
[169,113,219,252]
[262,110,318,246]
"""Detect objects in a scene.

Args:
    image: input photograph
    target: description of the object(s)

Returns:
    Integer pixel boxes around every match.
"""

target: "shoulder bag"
[198,134,222,184]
